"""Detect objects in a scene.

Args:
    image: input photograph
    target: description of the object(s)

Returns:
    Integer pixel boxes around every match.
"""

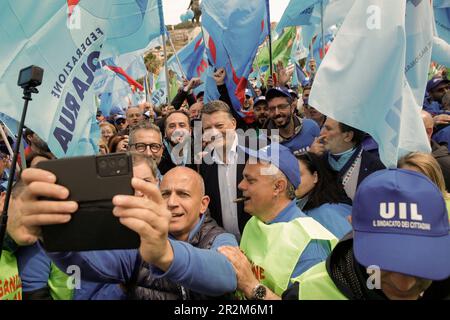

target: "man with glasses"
[263,87,320,155]
[128,123,164,181]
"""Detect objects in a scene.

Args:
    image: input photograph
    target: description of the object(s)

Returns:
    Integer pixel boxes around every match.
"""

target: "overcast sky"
[161,0,290,25]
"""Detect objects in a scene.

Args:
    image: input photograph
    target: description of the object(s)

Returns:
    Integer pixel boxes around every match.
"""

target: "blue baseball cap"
[253,96,267,107]
[352,168,450,281]
[426,77,450,93]
[109,106,125,116]
[288,89,298,99]
[265,87,292,102]
[241,143,301,189]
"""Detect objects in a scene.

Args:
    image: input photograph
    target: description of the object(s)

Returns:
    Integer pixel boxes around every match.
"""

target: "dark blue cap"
[353,168,450,280]
[426,77,450,93]
[254,96,267,107]
[242,143,301,189]
[266,87,292,102]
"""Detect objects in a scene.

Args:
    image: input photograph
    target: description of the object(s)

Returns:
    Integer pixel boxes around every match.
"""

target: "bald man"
[7,166,238,300]
[422,110,450,190]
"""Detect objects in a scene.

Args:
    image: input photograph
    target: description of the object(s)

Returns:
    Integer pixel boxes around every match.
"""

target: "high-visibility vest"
[48,263,74,300]
[292,261,348,300]
[240,216,338,296]
[0,250,22,300]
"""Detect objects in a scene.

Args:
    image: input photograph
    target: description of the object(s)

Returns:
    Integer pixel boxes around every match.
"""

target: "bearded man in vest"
[219,143,337,300]
[283,169,450,300]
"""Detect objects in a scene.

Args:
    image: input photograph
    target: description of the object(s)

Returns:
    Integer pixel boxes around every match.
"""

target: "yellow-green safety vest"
[292,261,348,300]
[240,216,338,296]
[48,263,74,300]
[0,250,22,300]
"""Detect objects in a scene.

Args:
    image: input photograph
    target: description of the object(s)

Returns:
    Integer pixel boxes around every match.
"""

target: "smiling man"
[6,163,238,300]
[219,143,337,300]
[263,87,320,154]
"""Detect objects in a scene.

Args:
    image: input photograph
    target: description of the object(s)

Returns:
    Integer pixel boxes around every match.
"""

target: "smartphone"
[37,153,140,252]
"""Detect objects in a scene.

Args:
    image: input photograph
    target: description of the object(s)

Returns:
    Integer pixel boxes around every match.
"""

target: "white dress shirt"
[212,133,240,240]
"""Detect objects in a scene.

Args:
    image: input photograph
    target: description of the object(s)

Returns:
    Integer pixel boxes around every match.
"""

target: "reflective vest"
[292,261,348,300]
[48,263,73,300]
[0,250,22,300]
[240,216,338,296]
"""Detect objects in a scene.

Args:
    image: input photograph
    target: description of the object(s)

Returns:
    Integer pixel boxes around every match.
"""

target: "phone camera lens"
[118,158,126,167]
[99,160,107,169]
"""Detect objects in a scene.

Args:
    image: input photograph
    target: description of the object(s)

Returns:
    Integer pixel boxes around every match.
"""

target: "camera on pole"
[0,66,43,258]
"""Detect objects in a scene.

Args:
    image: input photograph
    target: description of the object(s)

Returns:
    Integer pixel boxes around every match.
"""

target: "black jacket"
[170,88,197,110]
[328,145,385,187]
[198,160,249,235]
[197,135,268,235]
[158,138,196,176]
[432,139,450,191]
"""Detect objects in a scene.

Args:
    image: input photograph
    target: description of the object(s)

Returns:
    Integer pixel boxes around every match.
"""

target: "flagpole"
[167,32,187,79]
[162,31,171,104]
[265,0,273,78]
[321,0,325,58]
[158,0,170,104]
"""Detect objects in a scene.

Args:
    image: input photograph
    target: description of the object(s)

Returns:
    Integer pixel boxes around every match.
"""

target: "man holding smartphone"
[6,162,238,299]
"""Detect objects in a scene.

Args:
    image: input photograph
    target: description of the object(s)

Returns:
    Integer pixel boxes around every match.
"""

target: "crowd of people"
[0,58,450,301]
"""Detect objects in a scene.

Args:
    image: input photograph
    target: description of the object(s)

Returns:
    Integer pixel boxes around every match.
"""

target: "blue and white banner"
[0,0,164,158]
[309,0,432,168]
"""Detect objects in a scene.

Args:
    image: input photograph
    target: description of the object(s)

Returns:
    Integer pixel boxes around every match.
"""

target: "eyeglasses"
[268,103,291,113]
[129,143,162,153]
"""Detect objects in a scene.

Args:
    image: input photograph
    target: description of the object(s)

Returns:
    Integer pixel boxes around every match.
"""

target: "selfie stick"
[0,66,43,259]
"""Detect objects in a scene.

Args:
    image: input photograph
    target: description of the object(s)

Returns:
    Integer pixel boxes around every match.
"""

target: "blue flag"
[201,0,268,113]
[0,0,164,158]
[275,0,323,35]
[167,32,208,96]
[168,33,208,80]
[434,6,450,44]
[100,0,165,59]
[309,0,432,168]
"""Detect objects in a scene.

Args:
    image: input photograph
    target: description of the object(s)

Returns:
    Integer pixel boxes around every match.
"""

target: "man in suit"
[198,100,263,240]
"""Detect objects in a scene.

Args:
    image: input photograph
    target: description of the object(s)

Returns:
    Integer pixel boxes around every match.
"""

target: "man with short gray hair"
[219,143,336,300]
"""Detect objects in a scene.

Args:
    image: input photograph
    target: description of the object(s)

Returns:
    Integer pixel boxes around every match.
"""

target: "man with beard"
[253,97,269,130]
[159,110,196,175]
[423,77,450,115]
[128,123,165,181]
[264,87,320,154]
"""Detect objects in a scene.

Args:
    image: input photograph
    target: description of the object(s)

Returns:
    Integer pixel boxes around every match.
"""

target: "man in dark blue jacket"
[263,87,321,154]
[309,117,384,200]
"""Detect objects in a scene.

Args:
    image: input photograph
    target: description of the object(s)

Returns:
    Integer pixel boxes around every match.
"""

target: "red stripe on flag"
[209,37,217,64]
[67,0,80,18]
[194,38,203,51]
[107,65,144,91]
[232,66,247,106]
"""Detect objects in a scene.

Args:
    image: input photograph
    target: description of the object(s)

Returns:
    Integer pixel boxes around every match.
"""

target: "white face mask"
[170,128,190,144]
